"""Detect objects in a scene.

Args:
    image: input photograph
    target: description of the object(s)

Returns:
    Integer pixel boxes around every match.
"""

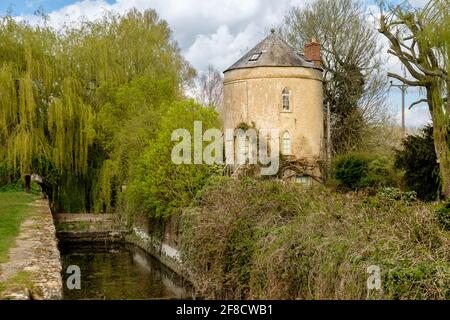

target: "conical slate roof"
[224,30,320,72]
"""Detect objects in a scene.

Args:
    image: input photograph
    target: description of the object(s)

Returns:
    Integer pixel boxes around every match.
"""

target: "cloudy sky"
[1,0,432,128]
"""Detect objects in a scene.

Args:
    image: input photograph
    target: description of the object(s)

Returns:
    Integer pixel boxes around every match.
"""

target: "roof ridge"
[224,31,321,73]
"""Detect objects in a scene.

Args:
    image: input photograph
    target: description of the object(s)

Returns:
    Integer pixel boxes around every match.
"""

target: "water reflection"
[59,242,193,300]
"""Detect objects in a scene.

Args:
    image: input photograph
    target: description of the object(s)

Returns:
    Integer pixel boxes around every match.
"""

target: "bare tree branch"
[196,65,223,108]
[388,72,425,86]
[409,99,428,110]
[379,15,426,81]
[415,63,447,78]
[280,0,388,154]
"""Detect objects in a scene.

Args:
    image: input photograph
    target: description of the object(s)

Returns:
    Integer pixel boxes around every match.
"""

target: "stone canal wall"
[55,213,126,242]
[125,213,190,280]
[0,199,63,300]
[0,203,191,300]
[126,226,188,280]
[54,212,194,286]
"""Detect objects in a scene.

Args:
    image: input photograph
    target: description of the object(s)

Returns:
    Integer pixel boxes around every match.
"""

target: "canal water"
[59,242,193,300]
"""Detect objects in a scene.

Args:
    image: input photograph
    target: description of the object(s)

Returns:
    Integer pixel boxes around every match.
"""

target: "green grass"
[0,271,34,299]
[0,192,37,263]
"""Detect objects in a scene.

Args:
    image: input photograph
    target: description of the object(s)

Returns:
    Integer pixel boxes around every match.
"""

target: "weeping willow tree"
[0,17,93,197]
[0,9,194,212]
[379,0,450,198]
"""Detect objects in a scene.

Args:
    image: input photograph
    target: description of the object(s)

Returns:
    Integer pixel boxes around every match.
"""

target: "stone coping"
[0,199,63,300]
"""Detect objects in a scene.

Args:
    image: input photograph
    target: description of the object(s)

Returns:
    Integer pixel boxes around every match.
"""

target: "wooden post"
[25,175,31,194]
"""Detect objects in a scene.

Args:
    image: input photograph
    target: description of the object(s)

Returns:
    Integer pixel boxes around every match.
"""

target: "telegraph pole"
[389,80,409,137]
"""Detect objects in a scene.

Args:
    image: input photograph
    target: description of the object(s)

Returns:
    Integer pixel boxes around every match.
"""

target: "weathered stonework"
[0,199,63,300]
[221,32,324,178]
[54,213,126,242]
[54,212,193,286]
[126,227,186,277]
[125,214,192,282]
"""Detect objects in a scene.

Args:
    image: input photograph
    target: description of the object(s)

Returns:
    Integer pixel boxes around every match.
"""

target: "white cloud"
[16,0,303,48]
[14,0,312,74]
[391,101,431,129]
[182,0,311,71]
[16,0,113,29]
[408,0,429,7]
[186,24,262,72]
[13,0,432,127]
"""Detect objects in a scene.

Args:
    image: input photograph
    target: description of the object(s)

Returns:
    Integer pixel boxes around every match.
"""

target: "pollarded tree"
[379,0,450,198]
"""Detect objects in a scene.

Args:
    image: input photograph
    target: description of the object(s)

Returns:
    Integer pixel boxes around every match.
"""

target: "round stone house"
[221,30,324,181]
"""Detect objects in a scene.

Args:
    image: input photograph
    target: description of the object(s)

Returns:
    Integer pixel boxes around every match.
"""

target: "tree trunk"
[429,84,450,198]
[434,127,450,198]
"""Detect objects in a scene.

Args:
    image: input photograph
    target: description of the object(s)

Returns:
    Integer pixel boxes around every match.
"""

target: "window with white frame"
[296,176,311,186]
[282,88,291,111]
[282,131,291,155]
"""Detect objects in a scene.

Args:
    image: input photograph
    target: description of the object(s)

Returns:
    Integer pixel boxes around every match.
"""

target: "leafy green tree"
[126,100,221,218]
[0,9,195,212]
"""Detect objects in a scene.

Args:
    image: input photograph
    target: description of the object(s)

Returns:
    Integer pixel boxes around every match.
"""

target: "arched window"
[282,88,291,111]
[282,132,291,155]
[244,138,250,161]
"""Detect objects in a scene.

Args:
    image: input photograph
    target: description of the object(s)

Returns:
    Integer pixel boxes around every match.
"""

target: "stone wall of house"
[221,66,324,177]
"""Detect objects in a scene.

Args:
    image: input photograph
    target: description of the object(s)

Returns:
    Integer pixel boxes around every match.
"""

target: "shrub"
[395,125,441,200]
[0,162,18,187]
[333,153,398,190]
[364,155,400,187]
[435,201,450,230]
[376,187,417,205]
[384,262,450,299]
[0,180,41,195]
[181,179,450,300]
[334,153,369,189]
[0,163,6,186]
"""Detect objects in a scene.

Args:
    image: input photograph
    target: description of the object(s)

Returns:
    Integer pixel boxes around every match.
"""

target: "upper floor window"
[282,131,291,155]
[282,88,291,111]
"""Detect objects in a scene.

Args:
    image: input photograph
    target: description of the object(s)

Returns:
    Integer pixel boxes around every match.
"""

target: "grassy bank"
[180,177,450,300]
[0,192,36,263]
